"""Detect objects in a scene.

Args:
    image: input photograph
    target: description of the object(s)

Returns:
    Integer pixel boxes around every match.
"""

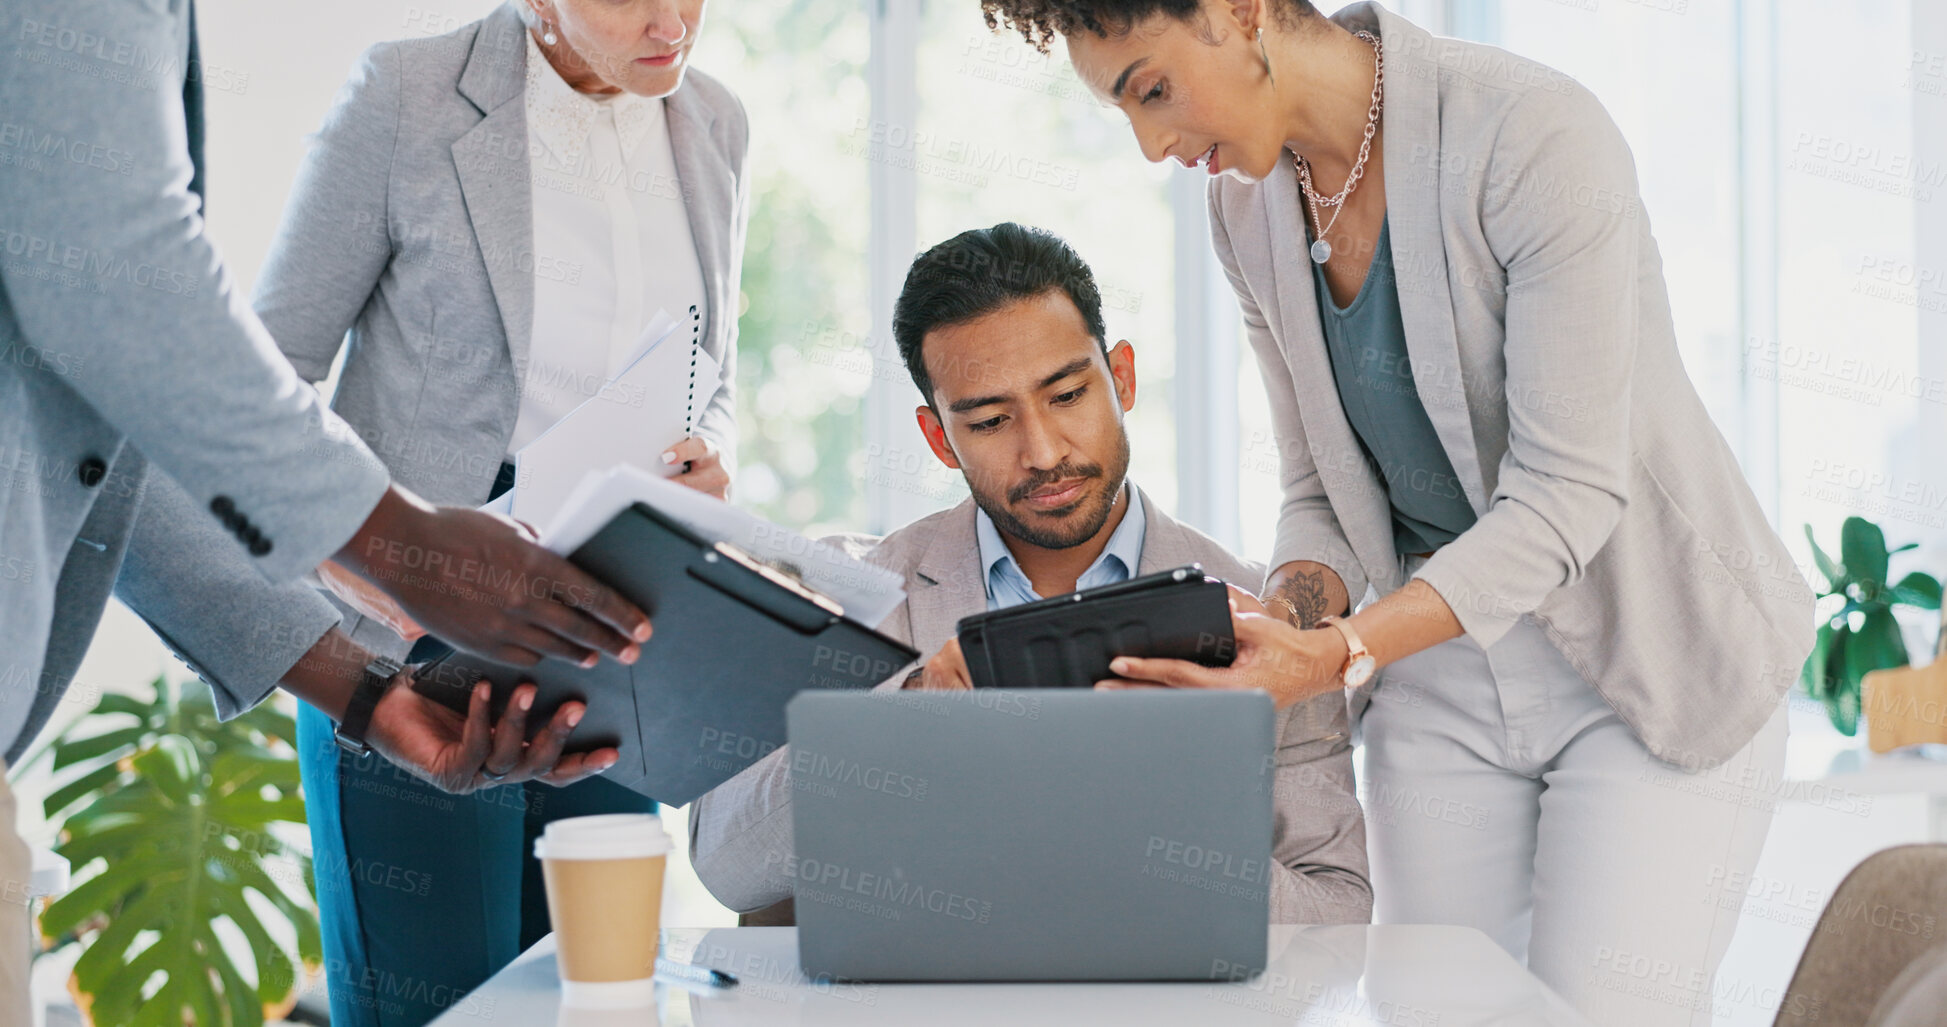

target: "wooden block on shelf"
[1865,660,1947,752]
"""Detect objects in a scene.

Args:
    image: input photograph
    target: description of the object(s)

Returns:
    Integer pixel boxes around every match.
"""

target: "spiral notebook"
[512,307,721,530]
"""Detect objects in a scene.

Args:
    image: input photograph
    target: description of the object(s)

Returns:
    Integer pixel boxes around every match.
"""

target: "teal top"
[1309,215,1478,555]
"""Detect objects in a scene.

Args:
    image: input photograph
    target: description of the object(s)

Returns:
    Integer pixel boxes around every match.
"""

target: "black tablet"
[954,565,1237,690]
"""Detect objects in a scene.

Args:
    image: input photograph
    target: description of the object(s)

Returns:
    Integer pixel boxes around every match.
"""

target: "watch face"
[1344,655,1377,689]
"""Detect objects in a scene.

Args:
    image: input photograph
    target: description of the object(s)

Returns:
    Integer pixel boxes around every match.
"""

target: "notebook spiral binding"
[685,304,701,435]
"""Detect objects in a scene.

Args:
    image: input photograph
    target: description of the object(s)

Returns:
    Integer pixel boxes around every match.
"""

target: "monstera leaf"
[24,677,317,1026]
[1802,517,1942,736]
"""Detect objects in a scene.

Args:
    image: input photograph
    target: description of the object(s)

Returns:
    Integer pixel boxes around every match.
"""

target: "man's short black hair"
[893,222,1107,407]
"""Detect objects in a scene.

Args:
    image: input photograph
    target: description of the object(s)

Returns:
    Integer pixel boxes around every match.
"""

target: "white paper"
[539,465,907,628]
[477,489,515,519]
[616,309,679,377]
[511,311,723,531]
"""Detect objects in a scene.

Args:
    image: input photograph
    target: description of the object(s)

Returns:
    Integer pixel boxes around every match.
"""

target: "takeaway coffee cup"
[534,813,672,1007]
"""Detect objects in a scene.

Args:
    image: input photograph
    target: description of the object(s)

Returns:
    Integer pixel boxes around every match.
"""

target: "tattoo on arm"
[1272,570,1332,626]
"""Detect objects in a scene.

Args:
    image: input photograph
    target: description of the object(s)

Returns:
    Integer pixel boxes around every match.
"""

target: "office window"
[1770,0,1928,558]
[693,0,872,537]
[1492,0,1745,436]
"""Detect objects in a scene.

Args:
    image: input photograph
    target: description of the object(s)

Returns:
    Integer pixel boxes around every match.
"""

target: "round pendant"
[1310,238,1332,264]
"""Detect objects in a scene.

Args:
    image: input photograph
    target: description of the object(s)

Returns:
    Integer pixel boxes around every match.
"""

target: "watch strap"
[335,655,402,757]
[1314,615,1370,674]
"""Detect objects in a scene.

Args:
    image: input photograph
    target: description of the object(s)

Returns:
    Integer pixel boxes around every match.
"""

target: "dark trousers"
[297,702,654,1026]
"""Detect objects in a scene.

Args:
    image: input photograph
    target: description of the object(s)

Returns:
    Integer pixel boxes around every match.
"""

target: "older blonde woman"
[119,1,748,1023]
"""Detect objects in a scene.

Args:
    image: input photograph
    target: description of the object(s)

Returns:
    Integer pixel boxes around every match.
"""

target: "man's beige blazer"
[689,489,1373,926]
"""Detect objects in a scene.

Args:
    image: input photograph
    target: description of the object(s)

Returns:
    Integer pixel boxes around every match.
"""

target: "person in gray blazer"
[0,0,664,1019]
[982,3,1813,1025]
[690,223,1371,928]
[111,2,748,1024]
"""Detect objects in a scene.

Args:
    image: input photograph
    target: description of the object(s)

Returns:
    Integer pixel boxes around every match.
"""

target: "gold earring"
[1258,27,1275,86]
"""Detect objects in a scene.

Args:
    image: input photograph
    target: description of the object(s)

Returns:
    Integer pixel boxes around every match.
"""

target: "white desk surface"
[1787,742,1947,793]
[427,925,1592,1027]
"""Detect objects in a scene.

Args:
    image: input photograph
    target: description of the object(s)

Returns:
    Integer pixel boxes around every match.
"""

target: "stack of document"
[511,310,723,530]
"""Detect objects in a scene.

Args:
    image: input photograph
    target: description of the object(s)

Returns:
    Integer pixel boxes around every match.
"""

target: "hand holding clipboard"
[411,469,915,804]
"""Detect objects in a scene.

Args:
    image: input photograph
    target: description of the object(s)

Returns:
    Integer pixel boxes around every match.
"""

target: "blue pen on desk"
[655,957,738,989]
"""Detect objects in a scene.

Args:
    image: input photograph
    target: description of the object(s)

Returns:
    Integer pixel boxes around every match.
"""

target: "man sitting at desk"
[689,223,1370,926]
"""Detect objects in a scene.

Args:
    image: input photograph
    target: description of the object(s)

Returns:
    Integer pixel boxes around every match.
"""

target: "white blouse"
[510,32,709,453]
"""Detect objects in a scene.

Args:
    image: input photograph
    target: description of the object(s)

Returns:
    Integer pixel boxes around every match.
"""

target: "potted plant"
[1802,516,1943,735]
[19,675,319,1026]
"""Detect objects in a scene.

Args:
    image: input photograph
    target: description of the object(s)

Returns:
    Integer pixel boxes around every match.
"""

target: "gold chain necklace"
[1294,30,1384,265]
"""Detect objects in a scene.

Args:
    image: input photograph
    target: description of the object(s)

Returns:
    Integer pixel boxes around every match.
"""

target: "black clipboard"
[955,565,1235,690]
[411,502,918,804]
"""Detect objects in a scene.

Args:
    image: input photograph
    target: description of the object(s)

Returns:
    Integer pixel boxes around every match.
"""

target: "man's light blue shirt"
[974,481,1147,611]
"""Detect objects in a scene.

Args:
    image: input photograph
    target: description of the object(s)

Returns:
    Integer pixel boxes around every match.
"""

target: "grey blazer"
[1213,3,1813,769]
[115,2,751,705]
[0,0,390,762]
[688,490,1374,926]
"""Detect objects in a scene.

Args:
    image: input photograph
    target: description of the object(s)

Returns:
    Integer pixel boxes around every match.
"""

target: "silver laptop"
[785,689,1275,982]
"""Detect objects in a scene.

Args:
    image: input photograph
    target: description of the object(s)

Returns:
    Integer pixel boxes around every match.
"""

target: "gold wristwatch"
[1315,615,1376,689]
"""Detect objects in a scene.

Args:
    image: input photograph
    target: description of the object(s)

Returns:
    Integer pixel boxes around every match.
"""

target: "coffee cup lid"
[534,813,671,861]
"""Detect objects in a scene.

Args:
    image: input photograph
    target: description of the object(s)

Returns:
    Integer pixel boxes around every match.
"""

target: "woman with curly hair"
[985,2,1811,1024]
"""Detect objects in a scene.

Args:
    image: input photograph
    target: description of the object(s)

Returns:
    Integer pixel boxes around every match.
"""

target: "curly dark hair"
[981,0,1318,54]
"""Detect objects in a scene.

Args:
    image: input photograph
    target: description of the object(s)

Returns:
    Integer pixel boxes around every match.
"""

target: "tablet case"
[955,566,1236,690]
[411,502,918,804]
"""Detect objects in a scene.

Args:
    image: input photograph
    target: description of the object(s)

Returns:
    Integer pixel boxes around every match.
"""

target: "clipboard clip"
[707,541,846,619]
